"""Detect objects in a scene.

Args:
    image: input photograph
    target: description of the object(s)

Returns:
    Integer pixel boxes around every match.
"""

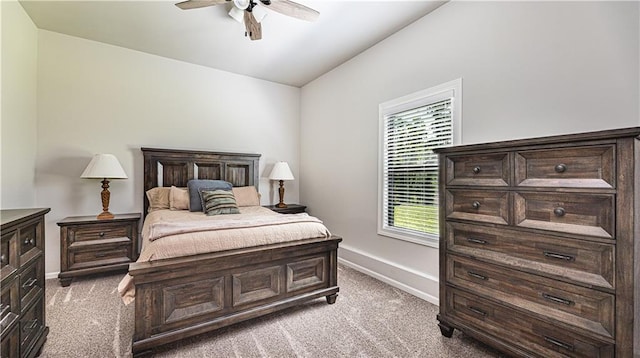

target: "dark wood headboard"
[142,147,261,217]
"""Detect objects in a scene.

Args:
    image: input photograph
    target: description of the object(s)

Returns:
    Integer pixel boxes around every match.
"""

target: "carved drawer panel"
[515,145,615,188]
[0,231,17,281]
[445,153,510,186]
[162,277,224,324]
[19,259,44,314]
[0,277,19,337]
[445,189,510,225]
[18,220,42,267]
[446,222,615,290]
[233,266,282,307]
[19,297,44,355]
[514,192,615,239]
[0,325,18,358]
[286,257,326,292]
[68,238,132,271]
[447,255,614,339]
[68,223,133,244]
[446,288,614,358]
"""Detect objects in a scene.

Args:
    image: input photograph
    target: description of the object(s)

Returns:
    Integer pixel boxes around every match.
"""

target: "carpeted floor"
[41,264,502,357]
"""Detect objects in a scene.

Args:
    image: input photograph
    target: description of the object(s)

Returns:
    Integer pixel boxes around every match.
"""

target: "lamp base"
[97,211,114,220]
[275,203,288,208]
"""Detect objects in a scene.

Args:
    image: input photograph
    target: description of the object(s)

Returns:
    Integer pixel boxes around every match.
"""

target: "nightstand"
[57,213,140,287]
[263,204,307,214]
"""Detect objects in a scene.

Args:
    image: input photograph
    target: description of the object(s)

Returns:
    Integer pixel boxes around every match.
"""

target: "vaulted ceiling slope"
[20,0,446,87]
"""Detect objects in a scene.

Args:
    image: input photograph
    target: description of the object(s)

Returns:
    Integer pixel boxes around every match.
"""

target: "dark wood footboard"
[128,236,341,357]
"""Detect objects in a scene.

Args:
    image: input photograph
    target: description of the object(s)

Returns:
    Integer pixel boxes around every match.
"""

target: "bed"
[124,147,341,357]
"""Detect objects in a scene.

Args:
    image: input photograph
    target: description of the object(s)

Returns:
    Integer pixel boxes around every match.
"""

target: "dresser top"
[434,126,640,154]
[0,208,51,228]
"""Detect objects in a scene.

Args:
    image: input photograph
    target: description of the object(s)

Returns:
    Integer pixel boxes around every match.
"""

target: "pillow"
[169,186,190,210]
[201,189,240,216]
[146,187,170,212]
[232,186,260,207]
[187,179,233,212]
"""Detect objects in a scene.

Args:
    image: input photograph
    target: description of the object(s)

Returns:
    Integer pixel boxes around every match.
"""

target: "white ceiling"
[20,0,446,87]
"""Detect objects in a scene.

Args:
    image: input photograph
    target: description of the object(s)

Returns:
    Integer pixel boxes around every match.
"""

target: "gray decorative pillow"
[201,189,240,216]
[187,179,233,212]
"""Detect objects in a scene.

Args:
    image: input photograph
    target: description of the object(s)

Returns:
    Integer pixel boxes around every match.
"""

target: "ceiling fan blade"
[263,0,319,22]
[244,10,262,40]
[175,0,228,10]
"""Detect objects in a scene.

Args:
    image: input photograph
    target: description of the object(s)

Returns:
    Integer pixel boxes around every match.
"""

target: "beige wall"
[35,31,301,275]
[1,1,39,209]
[300,1,640,303]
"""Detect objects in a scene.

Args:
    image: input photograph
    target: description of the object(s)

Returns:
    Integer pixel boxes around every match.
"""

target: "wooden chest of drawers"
[57,213,140,287]
[1,208,50,358]
[435,127,639,357]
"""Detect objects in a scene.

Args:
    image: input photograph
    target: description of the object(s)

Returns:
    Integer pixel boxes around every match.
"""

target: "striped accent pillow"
[200,189,240,216]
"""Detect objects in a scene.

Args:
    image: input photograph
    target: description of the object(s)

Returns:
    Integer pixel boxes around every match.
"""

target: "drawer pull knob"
[553,207,565,217]
[22,278,38,289]
[23,237,35,246]
[543,251,575,261]
[543,336,574,351]
[94,253,107,258]
[467,238,487,245]
[554,164,567,173]
[468,306,487,317]
[472,166,481,174]
[0,254,5,264]
[99,232,105,237]
[471,201,481,209]
[467,271,488,280]
[542,293,573,306]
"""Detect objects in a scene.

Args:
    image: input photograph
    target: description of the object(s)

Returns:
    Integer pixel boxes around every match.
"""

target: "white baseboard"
[338,245,439,306]
[45,271,60,280]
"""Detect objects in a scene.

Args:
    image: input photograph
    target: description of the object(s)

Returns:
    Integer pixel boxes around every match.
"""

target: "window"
[378,79,461,247]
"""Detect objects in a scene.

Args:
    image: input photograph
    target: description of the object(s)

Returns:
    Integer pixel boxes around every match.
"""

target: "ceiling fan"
[175,0,319,41]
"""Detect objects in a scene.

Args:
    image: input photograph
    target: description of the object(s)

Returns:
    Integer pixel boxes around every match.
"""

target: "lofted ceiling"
[20,0,446,87]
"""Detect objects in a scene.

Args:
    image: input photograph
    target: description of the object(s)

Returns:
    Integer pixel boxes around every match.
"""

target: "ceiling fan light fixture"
[229,6,245,23]
[233,0,250,10]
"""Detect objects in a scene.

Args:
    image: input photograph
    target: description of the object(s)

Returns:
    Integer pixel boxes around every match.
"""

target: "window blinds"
[381,98,453,237]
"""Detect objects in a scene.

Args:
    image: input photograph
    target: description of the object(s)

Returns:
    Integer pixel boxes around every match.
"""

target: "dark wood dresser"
[435,127,639,357]
[1,208,50,358]
[57,213,140,287]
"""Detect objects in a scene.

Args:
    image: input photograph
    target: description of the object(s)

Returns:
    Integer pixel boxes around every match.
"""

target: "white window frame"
[377,78,462,248]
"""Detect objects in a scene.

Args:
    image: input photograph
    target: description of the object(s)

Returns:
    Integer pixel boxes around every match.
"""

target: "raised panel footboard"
[129,236,341,357]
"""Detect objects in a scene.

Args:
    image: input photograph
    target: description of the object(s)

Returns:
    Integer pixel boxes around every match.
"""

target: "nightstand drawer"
[68,239,132,271]
[68,223,134,243]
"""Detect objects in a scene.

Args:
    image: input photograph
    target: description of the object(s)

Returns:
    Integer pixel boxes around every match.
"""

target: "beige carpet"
[41,264,501,357]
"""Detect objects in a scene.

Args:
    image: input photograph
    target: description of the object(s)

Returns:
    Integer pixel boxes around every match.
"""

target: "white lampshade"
[81,154,128,179]
[229,5,267,24]
[268,162,294,181]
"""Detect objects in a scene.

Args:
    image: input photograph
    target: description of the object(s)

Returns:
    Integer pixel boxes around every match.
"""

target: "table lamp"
[268,162,294,208]
[81,154,128,219]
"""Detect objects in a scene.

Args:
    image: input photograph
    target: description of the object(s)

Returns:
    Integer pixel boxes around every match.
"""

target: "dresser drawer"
[20,259,44,313]
[445,189,510,225]
[0,277,19,337]
[0,324,18,358]
[445,288,614,358]
[445,153,510,186]
[19,297,44,354]
[447,255,614,339]
[515,145,614,188]
[68,238,132,271]
[0,231,17,280]
[514,192,614,239]
[446,222,614,290]
[18,220,42,267]
[68,222,134,244]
